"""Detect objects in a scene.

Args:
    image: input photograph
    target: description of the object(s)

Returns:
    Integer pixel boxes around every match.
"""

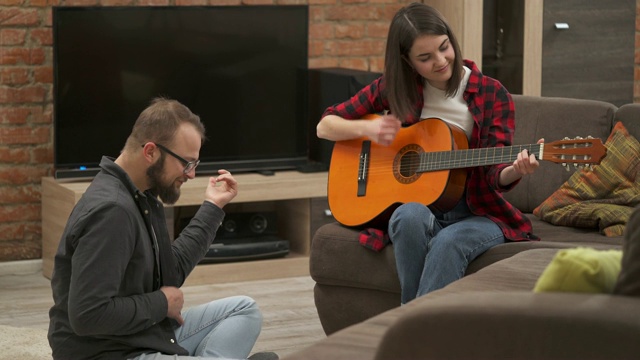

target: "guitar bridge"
[357,141,371,197]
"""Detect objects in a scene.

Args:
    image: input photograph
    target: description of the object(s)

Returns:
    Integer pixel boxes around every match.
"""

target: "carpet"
[0,325,51,360]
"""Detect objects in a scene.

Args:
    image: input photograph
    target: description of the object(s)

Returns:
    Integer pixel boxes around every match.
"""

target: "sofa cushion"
[310,222,400,294]
[527,216,624,245]
[505,95,616,213]
[434,248,561,294]
[614,205,640,296]
[373,249,639,360]
[312,218,624,291]
[374,291,640,360]
[533,121,640,236]
[465,215,623,274]
[533,247,622,293]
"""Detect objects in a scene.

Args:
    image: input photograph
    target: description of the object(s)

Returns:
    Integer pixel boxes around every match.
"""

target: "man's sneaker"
[248,352,279,360]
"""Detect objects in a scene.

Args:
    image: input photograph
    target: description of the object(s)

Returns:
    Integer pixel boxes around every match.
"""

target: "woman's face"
[406,34,455,90]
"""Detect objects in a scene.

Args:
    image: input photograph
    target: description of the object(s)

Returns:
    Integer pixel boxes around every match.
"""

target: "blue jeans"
[130,295,262,360]
[388,201,505,304]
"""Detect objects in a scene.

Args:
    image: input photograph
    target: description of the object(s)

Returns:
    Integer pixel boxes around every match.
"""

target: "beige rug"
[0,325,51,360]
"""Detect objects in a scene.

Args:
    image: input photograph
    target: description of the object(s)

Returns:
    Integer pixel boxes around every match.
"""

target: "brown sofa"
[284,95,640,359]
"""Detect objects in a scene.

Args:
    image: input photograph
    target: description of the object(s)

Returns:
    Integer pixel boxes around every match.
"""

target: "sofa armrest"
[375,291,640,360]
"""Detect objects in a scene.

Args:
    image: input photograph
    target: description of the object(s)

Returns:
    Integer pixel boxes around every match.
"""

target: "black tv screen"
[53,5,309,179]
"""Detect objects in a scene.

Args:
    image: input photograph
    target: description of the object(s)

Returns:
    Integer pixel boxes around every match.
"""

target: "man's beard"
[146,155,181,205]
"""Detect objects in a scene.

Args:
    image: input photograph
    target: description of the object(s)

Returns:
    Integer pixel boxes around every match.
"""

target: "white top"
[420,65,473,140]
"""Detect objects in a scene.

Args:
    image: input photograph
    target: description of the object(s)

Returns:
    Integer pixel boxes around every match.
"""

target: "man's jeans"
[388,201,505,304]
[131,295,262,360]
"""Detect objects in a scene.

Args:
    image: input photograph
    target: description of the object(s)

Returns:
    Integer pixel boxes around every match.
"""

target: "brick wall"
[0,0,638,261]
[0,0,54,261]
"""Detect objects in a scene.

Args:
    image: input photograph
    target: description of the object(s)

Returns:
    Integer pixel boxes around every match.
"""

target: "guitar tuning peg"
[574,136,583,140]
[563,136,570,140]
[586,135,594,139]
[562,163,570,171]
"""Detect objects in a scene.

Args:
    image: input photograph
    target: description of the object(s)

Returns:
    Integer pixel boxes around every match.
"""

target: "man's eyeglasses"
[142,143,200,174]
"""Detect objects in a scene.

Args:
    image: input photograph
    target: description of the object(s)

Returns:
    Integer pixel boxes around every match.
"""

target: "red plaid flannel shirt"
[323,60,538,251]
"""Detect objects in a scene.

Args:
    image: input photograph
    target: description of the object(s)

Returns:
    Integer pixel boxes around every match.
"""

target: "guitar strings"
[351,144,543,175]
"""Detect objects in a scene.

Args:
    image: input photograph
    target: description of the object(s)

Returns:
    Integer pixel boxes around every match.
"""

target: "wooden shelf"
[185,253,310,286]
[41,171,328,282]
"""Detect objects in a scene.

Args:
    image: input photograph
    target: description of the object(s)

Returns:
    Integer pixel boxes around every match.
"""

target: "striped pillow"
[533,121,640,236]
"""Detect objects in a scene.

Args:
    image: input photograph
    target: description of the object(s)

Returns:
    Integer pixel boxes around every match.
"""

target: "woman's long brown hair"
[384,2,464,122]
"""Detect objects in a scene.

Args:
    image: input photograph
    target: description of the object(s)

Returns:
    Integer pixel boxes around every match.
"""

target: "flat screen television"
[53,5,309,179]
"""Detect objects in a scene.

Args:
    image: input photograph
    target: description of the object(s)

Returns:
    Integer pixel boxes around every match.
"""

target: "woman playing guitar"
[316,2,543,304]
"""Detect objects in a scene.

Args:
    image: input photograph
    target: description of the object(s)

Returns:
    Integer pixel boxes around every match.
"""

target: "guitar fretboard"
[418,144,543,172]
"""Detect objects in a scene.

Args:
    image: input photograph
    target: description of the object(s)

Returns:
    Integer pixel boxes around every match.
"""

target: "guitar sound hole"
[399,151,420,177]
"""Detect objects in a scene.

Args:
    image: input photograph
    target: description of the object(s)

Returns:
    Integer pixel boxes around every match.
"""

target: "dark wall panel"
[541,0,634,106]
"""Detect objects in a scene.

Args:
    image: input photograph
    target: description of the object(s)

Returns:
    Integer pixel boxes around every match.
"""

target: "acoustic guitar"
[327,115,607,227]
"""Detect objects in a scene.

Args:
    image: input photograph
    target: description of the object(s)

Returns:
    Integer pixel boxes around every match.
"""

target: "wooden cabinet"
[41,171,328,286]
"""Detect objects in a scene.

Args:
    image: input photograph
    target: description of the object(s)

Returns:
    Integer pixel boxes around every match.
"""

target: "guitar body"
[328,118,469,227]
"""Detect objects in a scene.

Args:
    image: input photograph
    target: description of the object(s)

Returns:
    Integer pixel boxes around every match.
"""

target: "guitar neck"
[418,144,543,172]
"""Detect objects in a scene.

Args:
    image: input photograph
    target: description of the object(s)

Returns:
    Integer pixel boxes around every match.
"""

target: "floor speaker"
[196,212,291,263]
[307,67,382,169]
[216,212,277,240]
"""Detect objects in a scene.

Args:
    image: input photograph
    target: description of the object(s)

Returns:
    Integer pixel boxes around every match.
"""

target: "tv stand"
[41,170,328,286]
[54,167,101,181]
[296,161,329,173]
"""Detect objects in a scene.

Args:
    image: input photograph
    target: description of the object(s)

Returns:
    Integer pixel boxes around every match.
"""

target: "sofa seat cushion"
[527,215,624,244]
[310,222,400,294]
[375,291,640,360]
[311,218,624,293]
[466,216,623,274]
[431,248,561,295]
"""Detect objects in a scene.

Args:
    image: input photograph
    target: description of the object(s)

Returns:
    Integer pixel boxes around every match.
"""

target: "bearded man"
[48,98,277,360]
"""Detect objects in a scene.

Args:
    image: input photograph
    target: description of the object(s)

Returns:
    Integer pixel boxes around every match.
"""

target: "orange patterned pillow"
[533,122,640,236]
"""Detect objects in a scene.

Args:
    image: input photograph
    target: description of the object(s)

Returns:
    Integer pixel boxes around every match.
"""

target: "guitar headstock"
[542,136,607,171]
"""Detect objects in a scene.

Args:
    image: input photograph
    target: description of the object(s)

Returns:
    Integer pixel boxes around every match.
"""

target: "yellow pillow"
[534,247,622,293]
